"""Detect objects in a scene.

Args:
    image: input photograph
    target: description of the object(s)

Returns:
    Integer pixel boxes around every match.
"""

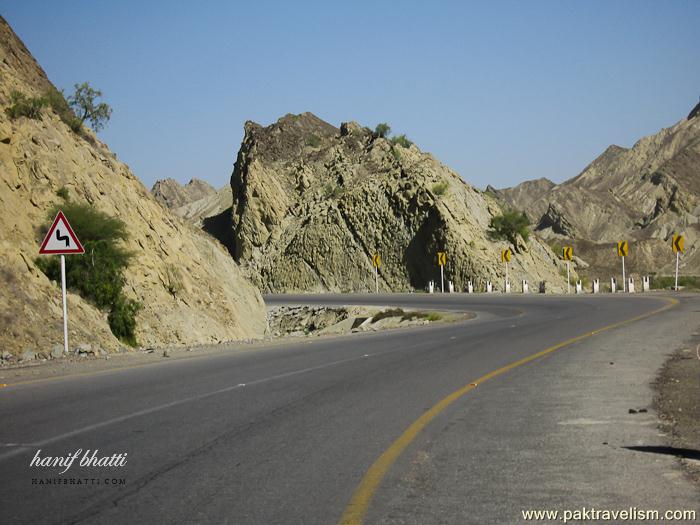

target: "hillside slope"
[0,17,266,356]
[206,113,568,293]
[497,110,700,277]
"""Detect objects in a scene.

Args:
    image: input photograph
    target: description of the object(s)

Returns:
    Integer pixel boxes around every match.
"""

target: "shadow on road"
[623,445,700,461]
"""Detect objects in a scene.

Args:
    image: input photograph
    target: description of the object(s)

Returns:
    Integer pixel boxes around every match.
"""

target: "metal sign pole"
[567,261,570,294]
[440,264,444,293]
[505,261,508,292]
[375,265,378,294]
[675,251,680,291]
[61,254,68,355]
[622,255,626,293]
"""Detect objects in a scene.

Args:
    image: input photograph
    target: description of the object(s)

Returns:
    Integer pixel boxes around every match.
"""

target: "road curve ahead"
[1,294,698,524]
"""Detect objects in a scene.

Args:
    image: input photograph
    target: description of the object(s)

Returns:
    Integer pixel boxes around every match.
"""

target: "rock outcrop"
[151,178,216,209]
[496,107,700,276]
[0,16,266,356]
[488,177,555,213]
[214,113,568,292]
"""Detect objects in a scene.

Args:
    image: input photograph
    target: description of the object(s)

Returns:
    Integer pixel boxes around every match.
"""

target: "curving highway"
[1,294,699,524]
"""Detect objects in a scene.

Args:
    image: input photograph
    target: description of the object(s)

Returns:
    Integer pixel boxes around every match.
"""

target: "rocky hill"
[193,113,569,293]
[0,16,266,356]
[495,108,700,277]
[488,178,555,214]
[151,178,216,209]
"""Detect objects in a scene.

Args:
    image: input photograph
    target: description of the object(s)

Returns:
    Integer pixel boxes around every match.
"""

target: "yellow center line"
[338,297,678,525]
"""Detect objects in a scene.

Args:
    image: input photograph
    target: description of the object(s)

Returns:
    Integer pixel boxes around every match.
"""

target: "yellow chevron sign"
[672,234,684,253]
[372,253,381,268]
[562,246,573,261]
[501,248,512,263]
[437,252,447,266]
[617,240,628,257]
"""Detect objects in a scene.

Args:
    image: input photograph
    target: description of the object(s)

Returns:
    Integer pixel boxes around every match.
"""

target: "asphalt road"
[1,294,698,524]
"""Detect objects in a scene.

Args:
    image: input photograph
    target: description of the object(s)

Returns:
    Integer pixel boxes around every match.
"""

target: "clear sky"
[3,1,699,191]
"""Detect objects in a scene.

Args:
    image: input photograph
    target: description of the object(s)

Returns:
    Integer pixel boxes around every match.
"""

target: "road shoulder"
[368,294,700,524]
[655,339,700,484]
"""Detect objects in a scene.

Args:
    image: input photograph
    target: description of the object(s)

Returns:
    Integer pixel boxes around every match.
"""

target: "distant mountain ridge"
[495,106,700,277]
[152,178,216,209]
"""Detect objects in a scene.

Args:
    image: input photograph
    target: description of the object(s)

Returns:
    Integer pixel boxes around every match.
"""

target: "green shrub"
[5,90,47,120]
[164,264,183,297]
[391,134,412,148]
[650,275,700,290]
[488,209,530,244]
[56,187,70,200]
[374,122,391,138]
[432,182,449,196]
[322,182,343,199]
[108,297,141,346]
[372,307,405,322]
[390,146,401,161]
[45,87,82,132]
[549,241,564,259]
[306,134,321,147]
[35,202,141,345]
[372,308,442,322]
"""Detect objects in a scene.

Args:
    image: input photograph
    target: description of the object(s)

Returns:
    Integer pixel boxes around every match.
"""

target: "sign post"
[617,241,628,292]
[672,234,684,291]
[501,248,512,293]
[562,246,573,294]
[437,252,447,293]
[39,211,85,355]
[372,253,381,294]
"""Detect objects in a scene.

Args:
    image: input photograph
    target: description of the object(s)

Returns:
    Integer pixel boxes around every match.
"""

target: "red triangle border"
[38,211,85,255]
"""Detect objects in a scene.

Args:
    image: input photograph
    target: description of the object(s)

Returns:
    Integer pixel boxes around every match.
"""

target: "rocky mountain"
[488,178,555,214]
[495,108,700,277]
[197,113,569,293]
[0,16,266,356]
[152,178,216,209]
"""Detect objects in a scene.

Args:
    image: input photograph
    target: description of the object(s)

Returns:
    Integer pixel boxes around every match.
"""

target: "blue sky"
[3,1,699,190]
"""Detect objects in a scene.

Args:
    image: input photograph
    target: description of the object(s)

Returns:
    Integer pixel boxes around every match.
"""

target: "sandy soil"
[655,343,700,483]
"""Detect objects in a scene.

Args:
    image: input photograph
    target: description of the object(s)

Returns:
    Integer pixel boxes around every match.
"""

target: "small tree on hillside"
[374,122,391,138]
[488,210,531,245]
[68,82,112,132]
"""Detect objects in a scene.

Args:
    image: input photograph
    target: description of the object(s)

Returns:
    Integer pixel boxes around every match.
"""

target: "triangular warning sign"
[39,211,85,255]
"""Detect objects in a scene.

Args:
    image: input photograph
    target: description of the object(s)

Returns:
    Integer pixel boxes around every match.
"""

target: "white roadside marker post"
[675,251,680,291]
[622,255,626,293]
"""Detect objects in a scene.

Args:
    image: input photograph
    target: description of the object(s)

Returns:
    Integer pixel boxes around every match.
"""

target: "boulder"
[51,345,63,359]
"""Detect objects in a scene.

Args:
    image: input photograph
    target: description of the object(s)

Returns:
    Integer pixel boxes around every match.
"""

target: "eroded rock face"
[489,178,555,212]
[0,16,266,355]
[223,113,568,292]
[151,178,216,209]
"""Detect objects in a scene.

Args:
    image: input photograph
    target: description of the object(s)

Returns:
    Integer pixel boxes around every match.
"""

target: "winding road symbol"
[38,211,85,255]
[55,229,70,247]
